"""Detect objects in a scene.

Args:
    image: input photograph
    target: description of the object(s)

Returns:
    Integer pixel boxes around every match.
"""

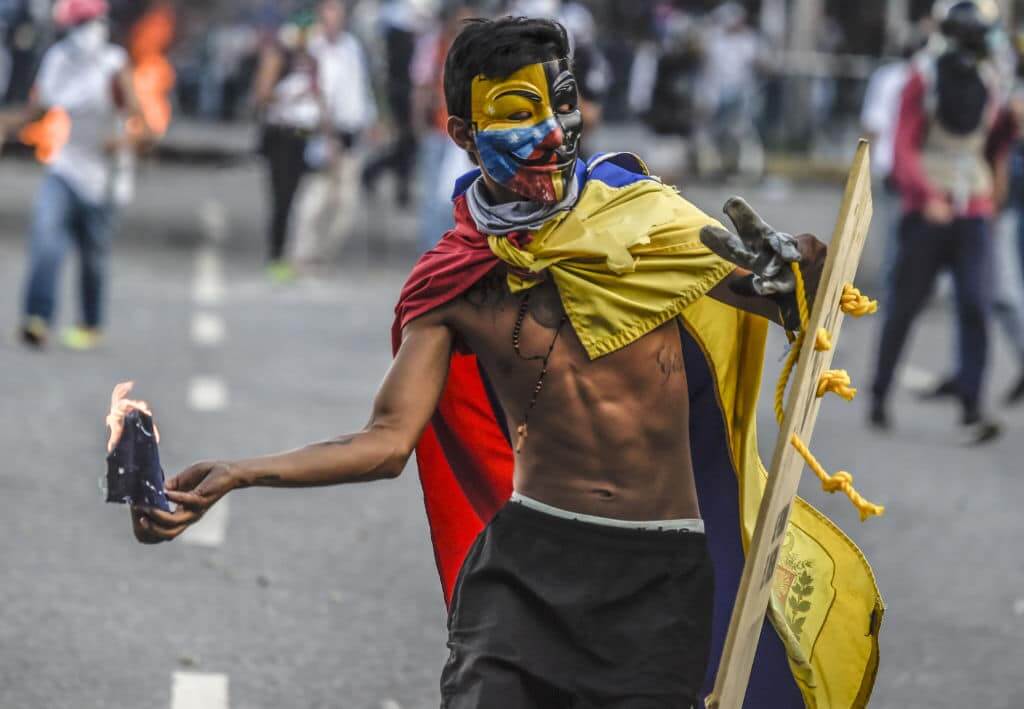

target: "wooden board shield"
[705,140,874,709]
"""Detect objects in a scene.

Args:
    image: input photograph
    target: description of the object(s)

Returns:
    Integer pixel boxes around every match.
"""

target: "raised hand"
[700,197,803,296]
[701,197,827,330]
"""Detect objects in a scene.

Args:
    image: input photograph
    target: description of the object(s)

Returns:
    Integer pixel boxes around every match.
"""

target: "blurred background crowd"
[4,0,1024,429]
[2,1,1022,252]
[3,0,1024,411]
[1,0,993,171]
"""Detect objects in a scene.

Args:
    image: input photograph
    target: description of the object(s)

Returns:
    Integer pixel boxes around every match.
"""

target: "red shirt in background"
[891,69,1017,218]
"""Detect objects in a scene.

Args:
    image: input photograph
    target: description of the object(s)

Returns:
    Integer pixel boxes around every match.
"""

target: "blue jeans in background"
[22,172,115,330]
[872,213,993,421]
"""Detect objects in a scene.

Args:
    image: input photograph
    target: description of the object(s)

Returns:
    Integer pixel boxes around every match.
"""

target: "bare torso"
[440,266,700,522]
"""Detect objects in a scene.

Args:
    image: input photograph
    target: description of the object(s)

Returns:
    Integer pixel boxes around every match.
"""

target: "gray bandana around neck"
[465,169,581,235]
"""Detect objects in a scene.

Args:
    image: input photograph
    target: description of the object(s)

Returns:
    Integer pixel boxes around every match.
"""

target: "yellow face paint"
[467,58,582,204]
[470,62,555,132]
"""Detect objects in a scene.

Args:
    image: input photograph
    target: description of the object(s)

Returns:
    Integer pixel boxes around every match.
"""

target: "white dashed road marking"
[187,376,228,412]
[198,199,229,244]
[193,246,224,306]
[171,671,229,709]
[185,199,231,548]
[191,312,225,347]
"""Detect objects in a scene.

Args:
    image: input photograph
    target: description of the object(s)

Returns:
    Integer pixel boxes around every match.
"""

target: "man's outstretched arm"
[132,317,454,543]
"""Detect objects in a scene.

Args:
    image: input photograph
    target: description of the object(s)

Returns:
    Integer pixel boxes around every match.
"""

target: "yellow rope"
[817,369,857,400]
[776,262,883,521]
[774,332,803,426]
[791,263,810,329]
[840,284,879,317]
[814,328,833,351]
[789,435,886,521]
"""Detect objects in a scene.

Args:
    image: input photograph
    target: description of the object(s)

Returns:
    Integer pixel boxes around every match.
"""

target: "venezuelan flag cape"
[392,154,884,708]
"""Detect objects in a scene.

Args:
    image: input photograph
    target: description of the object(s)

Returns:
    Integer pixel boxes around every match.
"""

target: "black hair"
[444,16,571,123]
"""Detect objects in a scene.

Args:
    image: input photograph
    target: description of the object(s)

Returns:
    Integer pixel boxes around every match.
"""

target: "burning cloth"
[104,382,171,512]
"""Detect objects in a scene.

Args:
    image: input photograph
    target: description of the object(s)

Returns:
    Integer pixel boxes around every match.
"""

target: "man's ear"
[447,116,474,153]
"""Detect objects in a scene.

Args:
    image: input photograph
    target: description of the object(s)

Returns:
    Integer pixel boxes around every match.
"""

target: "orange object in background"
[129,3,176,138]
[19,108,71,164]
[18,3,176,163]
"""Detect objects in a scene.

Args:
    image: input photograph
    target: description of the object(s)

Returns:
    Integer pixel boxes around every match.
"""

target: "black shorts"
[440,500,714,709]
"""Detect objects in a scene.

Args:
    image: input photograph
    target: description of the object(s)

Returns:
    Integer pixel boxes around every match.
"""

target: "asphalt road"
[1,159,1022,709]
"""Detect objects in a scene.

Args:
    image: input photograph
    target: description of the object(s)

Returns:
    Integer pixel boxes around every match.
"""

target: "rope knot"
[814,328,833,351]
[817,370,857,401]
[840,284,878,317]
[821,470,854,493]
[776,264,884,521]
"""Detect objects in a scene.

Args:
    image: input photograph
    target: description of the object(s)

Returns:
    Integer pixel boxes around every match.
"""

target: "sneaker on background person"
[19,316,49,349]
[60,325,103,351]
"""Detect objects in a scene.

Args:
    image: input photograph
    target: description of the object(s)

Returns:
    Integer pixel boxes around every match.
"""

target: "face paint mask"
[470,58,583,204]
[69,19,110,55]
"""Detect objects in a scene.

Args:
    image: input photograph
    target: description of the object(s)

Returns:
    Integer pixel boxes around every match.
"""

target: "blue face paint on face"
[473,116,562,187]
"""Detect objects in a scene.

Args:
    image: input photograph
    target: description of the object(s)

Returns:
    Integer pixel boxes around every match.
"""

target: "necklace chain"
[512,291,567,453]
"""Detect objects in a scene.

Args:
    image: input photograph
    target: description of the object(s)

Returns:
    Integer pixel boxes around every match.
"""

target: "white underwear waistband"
[511,492,705,534]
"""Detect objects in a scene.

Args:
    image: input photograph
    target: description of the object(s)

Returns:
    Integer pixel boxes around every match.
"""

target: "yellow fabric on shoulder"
[486,174,884,708]
[488,178,736,359]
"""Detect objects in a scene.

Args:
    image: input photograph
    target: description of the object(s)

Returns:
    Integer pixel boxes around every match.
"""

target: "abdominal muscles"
[484,318,701,521]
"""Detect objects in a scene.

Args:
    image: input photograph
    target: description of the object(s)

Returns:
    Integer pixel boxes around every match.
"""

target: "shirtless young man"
[133,17,825,708]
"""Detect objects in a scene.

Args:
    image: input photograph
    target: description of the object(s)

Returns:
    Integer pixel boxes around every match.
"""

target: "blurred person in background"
[0,0,16,100]
[860,35,919,281]
[289,0,377,276]
[947,81,1024,406]
[252,9,324,284]
[0,0,153,350]
[1011,50,1024,298]
[631,8,702,145]
[989,131,1024,405]
[870,0,1016,443]
[411,0,478,252]
[926,33,1024,408]
[198,13,258,121]
[1,0,50,104]
[694,2,765,180]
[360,0,428,208]
[1013,36,1024,280]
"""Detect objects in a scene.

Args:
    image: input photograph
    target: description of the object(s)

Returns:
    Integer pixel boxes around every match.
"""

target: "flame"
[129,3,176,138]
[19,108,71,164]
[106,381,160,453]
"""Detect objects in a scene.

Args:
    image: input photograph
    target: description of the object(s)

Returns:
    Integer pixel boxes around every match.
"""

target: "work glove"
[700,197,825,331]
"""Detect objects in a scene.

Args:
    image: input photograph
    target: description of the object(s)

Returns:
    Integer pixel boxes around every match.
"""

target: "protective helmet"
[935,0,1000,53]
